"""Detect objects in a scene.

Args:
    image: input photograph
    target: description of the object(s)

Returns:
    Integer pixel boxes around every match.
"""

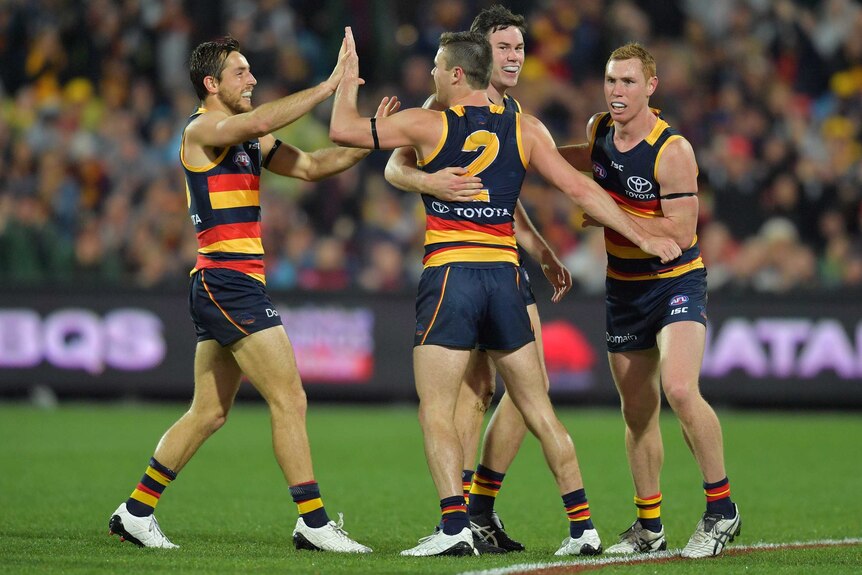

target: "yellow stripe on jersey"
[516,114,528,169]
[417,111,449,166]
[645,118,670,146]
[607,258,704,281]
[198,237,264,255]
[180,115,230,173]
[604,239,656,259]
[424,247,519,268]
[425,228,517,248]
[208,189,260,209]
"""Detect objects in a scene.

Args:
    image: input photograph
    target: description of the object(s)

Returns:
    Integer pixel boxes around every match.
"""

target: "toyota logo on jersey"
[627,175,653,194]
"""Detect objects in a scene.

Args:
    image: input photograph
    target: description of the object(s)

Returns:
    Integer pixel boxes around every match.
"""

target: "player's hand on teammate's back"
[420,166,484,200]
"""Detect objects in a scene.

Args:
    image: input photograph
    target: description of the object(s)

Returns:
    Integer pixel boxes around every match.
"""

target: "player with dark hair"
[385,4,566,553]
[107,32,397,552]
[331,27,681,557]
[558,42,741,559]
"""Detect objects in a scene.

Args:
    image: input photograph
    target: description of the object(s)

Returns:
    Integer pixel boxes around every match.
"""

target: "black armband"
[370,117,380,150]
[262,139,282,169]
[661,192,696,200]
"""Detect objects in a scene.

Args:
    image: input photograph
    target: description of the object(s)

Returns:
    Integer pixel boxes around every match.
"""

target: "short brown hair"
[439,31,492,89]
[470,5,526,37]
[608,43,656,81]
[189,36,240,101]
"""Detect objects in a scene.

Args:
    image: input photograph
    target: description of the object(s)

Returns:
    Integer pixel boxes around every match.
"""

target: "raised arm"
[329,27,441,154]
[186,36,352,150]
[521,114,682,264]
[384,96,483,201]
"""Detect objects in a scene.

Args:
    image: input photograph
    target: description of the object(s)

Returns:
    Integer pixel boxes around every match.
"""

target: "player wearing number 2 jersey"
[330,27,681,557]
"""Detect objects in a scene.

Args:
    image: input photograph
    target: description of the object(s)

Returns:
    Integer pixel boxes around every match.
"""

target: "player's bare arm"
[330,28,441,155]
[384,95,483,200]
[633,137,699,249]
[260,96,400,181]
[556,113,602,172]
[513,201,572,302]
[521,113,681,264]
[183,33,352,162]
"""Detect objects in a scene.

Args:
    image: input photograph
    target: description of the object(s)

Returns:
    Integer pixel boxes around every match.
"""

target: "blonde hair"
[608,43,656,81]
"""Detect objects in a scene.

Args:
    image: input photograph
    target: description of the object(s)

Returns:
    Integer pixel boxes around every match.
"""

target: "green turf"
[0,403,860,574]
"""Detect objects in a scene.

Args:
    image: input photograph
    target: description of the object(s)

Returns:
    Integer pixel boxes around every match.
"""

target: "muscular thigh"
[189,268,285,347]
[229,325,303,401]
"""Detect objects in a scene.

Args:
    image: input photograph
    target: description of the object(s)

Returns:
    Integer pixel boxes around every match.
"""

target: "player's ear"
[452,66,464,84]
[646,76,658,97]
[203,75,219,95]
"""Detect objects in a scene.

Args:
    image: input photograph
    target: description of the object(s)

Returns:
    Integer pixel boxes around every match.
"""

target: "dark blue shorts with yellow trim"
[414,264,534,351]
[605,268,707,353]
[189,268,284,346]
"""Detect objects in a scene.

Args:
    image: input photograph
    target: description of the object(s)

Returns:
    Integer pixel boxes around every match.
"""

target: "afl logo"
[432,201,450,214]
[669,294,689,306]
[234,151,251,167]
[592,162,607,179]
[627,176,653,194]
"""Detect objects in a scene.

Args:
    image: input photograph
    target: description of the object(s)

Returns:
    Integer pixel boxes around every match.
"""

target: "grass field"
[1,402,860,574]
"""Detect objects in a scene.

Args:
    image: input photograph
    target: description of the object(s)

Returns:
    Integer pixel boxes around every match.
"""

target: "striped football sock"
[462,469,474,506]
[126,457,177,517]
[635,492,663,532]
[704,476,736,518]
[440,495,469,535]
[290,481,329,528]
[563,488,595,538]
[469,464,505,516]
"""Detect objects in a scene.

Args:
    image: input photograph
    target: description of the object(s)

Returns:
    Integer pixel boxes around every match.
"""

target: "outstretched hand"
[326,27,364,93]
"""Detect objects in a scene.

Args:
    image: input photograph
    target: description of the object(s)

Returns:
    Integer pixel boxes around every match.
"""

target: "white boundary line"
[457,538,862,575]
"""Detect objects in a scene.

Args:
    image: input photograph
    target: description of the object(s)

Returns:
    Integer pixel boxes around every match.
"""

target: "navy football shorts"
[414,264,534,351]
[518,266,537,306]
[605,268,707,353]
[189,268,284,346]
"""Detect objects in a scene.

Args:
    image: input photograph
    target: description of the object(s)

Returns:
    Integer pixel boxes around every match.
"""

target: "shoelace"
[148,516,168,541]
[328,513,357,542]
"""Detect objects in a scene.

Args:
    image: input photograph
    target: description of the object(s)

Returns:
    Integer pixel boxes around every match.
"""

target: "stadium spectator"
[1,0,861,294]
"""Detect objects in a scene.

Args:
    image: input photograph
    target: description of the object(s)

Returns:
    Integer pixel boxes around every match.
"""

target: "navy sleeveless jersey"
[589,111,703,280]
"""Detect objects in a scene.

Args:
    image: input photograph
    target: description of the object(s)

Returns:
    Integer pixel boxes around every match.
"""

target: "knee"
[662,380,700,413]
[620,396,659,433]
[270,386,307,418]
[188,405,230,436]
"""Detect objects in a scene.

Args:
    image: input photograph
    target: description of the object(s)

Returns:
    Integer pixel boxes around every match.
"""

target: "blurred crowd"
[1,0,861,294]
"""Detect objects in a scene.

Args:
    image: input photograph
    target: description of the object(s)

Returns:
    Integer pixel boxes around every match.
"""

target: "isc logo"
[670,307,688,316]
